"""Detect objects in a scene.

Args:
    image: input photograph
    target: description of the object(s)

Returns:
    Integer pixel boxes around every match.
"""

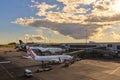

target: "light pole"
[85,29,88,45]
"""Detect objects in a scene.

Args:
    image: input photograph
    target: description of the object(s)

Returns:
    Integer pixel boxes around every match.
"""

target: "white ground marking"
[110,67,120,74]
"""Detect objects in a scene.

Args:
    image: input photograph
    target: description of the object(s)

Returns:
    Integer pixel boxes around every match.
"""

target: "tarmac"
[1,48,120,80]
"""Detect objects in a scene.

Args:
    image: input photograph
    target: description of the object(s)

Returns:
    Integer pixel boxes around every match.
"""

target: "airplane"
[15,40,26,51]
[16,40,65,54]
[34,46,65,54]
[25,46,73,63]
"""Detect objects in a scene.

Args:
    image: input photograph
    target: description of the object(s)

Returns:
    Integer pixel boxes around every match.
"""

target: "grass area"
[0,44,15,48]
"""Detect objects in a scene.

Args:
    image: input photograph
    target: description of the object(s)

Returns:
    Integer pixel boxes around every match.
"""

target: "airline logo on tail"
[26,46,35,59]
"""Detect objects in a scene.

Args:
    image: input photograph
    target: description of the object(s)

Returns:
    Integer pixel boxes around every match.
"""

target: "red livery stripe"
[27,47,35,59]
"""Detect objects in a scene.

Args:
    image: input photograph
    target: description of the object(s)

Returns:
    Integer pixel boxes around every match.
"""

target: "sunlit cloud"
[110,32,120,41]
[24,27,79,43]
[12,0,120,42]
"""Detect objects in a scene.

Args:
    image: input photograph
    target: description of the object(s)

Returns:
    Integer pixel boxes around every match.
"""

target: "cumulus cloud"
[33,2,57,16]
[24,27,79,43]
[110,32,120,41]
[89,25,112,40]
[24,33,48,42]
[13,0,120,42]
[13,17,103,39]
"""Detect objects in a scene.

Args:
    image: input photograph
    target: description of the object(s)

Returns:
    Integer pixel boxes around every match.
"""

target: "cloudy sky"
[1,0,120,44]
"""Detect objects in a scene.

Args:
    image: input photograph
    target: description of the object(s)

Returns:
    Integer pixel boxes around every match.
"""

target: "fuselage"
[26,46,73,62]
[35,55,73,61]
[31,47,65,53]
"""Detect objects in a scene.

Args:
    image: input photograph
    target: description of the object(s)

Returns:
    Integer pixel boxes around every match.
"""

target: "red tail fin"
[26,46,36,59]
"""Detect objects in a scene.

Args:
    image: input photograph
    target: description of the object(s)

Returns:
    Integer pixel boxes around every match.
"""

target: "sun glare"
[113,0,120,12]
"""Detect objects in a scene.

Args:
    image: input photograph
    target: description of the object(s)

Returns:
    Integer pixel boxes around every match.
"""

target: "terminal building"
[62,42,120,54]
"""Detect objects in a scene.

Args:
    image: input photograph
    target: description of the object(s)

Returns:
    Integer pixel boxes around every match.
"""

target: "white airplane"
[17,40,65,54]
[34,46,65,54]
[26,46,73,63]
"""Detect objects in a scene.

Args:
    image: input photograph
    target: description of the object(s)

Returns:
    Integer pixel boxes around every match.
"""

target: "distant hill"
[8,42,16,45]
